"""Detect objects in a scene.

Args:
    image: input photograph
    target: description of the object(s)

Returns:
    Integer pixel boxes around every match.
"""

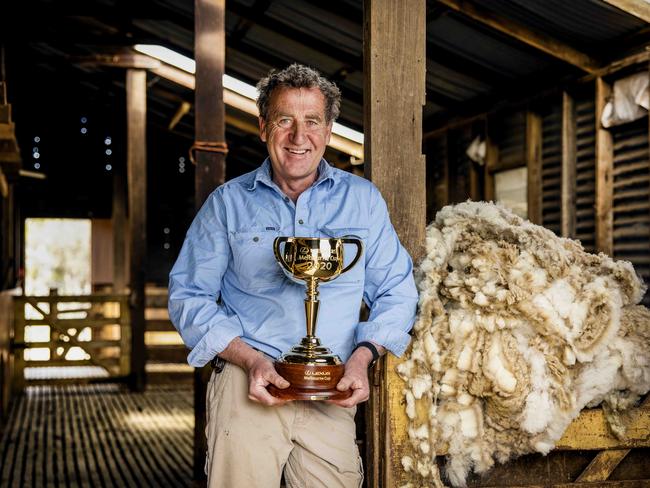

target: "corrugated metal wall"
[541,101,562,235]
[499,111,526,168]
[611,118,650,305]
[574,88,597,253]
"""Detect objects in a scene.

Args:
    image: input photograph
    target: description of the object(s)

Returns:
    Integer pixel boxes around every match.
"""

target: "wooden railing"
[12,294,130,391]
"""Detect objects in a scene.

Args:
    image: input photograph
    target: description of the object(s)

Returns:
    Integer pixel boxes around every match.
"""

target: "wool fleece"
[397,201,650,488]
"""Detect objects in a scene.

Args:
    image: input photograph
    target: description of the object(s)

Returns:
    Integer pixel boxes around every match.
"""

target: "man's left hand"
[328,345,377,407]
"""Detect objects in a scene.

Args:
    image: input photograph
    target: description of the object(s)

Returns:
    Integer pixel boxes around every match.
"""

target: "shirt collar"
[248,158,337,191]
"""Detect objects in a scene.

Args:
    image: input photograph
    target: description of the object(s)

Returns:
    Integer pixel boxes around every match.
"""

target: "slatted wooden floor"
[0,384,194,487]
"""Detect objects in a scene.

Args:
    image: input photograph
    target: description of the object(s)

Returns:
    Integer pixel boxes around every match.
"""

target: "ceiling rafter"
[435,0,602,74]
[602,0,650,23]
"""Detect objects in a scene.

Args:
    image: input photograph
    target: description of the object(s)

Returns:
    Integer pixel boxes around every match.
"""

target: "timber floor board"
[0,384,194,487]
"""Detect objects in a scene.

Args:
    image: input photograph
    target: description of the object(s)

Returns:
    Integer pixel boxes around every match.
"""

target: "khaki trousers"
[206,362,363,488]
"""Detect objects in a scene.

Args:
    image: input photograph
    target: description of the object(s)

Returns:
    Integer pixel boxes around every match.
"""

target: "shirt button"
[298,219,304,225]
[253,236,259,242]
[284,197,289,202]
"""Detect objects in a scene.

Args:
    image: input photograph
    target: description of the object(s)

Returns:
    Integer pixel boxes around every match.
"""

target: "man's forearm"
[218,337,266,371]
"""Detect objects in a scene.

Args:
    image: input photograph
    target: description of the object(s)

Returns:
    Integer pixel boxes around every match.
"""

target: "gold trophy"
[268,236,363,400]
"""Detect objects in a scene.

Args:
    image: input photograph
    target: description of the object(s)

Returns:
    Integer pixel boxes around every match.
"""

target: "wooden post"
[526,110,543,224]
[363,1,426,486]
[485,116,497,202]
[193,0,227,481]
[595,77,614,255]
[112,160,128,293]
[119,295,131,377]
[561,91,577,238]
[126,68,147,392]
[11,297,24,394]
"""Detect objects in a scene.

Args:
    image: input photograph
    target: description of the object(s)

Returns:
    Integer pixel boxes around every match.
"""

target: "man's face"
[259,87,333,187]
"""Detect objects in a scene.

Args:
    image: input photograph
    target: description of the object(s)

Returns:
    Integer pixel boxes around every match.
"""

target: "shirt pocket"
[319,227,369,284]
[230,230,285,290]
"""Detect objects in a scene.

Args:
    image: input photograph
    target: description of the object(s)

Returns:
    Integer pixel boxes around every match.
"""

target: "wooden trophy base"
[268,361,353,401]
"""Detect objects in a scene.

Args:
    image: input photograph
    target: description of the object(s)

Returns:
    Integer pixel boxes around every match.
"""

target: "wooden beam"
[526,110,543,224]
[576,450,631,482]
[556,405,650,450]
[436,0,601,73]
[555,481,650,488]
[595,78,614,255]
[602,0,650,23]
[561,91,577,238]
[126,68,147,392]
[364,1,427,486]
[193,0,226,482]
[576,396,650,482]
[75,54,161,70]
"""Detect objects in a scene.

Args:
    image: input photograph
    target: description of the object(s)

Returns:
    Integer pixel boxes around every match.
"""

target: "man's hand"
[246,354,291,406]
[328,344,380,408]
[218,337,290,406]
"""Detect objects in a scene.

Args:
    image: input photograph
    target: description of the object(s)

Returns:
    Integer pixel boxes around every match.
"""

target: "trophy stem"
[304,278,320,339]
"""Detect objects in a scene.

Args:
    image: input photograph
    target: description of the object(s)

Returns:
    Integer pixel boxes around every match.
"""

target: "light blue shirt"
[168,159,418,367]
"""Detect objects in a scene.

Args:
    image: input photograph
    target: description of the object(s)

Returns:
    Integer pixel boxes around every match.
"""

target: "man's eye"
[306,120,319,127]
[278,118,292,127]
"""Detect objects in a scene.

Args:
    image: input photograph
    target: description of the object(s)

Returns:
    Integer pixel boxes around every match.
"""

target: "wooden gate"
[12,294,130,391]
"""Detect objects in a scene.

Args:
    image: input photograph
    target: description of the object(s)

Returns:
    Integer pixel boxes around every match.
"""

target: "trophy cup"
[268,236,363,400]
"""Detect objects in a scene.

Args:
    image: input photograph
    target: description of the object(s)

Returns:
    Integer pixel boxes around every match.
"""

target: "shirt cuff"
[354,321,412,358]
[186,314,244,367]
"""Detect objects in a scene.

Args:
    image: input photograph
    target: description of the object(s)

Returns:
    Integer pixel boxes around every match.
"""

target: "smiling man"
[169,64,417,488]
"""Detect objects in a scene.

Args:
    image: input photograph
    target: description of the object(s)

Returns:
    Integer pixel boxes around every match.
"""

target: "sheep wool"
[397,201,650,488]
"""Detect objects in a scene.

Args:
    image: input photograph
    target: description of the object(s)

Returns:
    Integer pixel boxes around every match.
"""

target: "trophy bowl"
[267,236,363,401]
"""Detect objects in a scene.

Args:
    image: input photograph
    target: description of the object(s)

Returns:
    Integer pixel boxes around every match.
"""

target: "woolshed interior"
[0,0,649,487]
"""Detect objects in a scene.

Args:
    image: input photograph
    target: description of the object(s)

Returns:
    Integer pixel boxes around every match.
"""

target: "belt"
[210,356,226,373]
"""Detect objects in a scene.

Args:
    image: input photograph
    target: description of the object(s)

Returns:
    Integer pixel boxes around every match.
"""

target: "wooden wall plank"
[126,68,147,392]
[527,111,543,224]
[363,1,426,486]
[561,91,577,238]
[595,77,614,255]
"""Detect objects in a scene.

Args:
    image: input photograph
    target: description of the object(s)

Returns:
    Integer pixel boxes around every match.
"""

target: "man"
[169,64,417,488]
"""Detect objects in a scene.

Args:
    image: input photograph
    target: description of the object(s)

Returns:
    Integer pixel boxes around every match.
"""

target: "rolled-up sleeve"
[168,190,243,367]
[355,188,418,357]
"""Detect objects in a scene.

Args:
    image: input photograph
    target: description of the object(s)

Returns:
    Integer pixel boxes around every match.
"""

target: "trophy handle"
[340,238,364,274]
[273,237,293,273]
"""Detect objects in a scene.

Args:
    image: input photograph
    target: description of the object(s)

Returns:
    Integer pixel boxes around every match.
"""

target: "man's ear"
[259,116,267,142]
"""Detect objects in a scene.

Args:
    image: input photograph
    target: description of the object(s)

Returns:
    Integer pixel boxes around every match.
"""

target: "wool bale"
[398,201,650,488]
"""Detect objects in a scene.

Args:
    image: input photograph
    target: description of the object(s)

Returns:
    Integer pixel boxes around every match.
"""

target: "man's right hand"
[246,354,291,406]
[217,337,291,406]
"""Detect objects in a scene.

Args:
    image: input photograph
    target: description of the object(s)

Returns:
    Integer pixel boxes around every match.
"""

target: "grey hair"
[256,63,341,123]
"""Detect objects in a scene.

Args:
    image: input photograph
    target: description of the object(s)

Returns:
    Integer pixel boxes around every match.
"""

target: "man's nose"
[290,122,306,144]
